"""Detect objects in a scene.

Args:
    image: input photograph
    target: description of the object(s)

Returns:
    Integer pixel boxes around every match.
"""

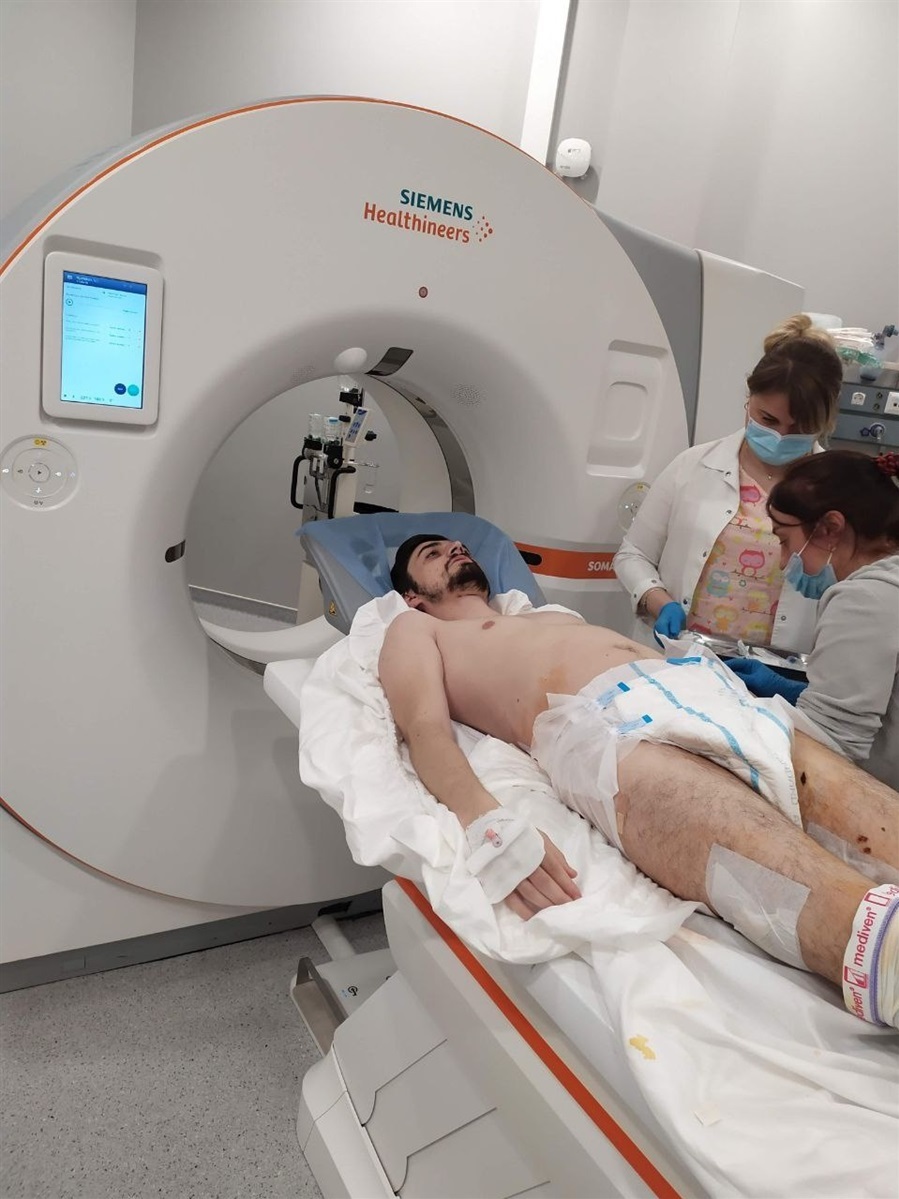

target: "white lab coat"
[613,429,819,652]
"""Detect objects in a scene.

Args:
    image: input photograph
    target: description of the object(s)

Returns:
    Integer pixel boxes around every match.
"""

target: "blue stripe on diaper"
[755,705,792,740]
[704,657,792,741]
[617,681,631,692]
[629,663,761,793]
[667,655,703,665]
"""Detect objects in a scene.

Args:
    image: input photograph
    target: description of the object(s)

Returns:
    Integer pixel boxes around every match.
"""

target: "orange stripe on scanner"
[0,796,180,897]
[516,543,617,580]
[0,97,532,277]
[395,877,683,1199]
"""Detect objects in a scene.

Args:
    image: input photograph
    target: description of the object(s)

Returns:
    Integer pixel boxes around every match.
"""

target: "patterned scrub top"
[687,467,783,644]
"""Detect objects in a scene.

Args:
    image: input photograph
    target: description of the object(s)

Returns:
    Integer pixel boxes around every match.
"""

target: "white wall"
[132,0,539,141]
[0,0,136,221]
[696,0,898,331]
[556,0,898,331]
[584,0,743,248]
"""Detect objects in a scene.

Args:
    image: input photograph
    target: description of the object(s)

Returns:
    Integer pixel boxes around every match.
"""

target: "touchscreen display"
[60,271,148,409]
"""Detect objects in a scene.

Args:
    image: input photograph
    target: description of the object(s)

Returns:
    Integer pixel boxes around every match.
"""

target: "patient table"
[264,513,899,1199]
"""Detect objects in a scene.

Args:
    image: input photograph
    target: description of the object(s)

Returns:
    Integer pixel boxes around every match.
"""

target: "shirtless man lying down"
[378,534,899,1030]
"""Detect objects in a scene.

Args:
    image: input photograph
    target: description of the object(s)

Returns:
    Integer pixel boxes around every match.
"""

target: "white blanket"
[296,591,899,1198]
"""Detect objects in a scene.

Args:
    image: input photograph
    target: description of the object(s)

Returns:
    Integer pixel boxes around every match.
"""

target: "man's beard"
[447,558,490,596]
[415,558,490,602]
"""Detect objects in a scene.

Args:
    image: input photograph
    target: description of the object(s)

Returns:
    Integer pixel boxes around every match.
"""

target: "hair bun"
[763,313,836,356]
[875,451,899,479]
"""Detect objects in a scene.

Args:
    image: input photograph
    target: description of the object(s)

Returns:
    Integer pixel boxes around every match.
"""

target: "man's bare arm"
[378,611,580,911]
[379,611,499,827]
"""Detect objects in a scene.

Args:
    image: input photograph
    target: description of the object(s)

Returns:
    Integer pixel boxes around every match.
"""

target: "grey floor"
[1,913,389,1199]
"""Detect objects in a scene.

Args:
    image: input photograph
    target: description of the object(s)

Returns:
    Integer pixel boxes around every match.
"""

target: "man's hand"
[504,832,581,920]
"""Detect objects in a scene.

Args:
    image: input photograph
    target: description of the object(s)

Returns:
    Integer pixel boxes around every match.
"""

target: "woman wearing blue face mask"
[614,315,842,652]
[727,450,899,787]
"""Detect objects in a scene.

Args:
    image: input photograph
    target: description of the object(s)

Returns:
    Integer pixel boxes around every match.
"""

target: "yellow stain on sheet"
[628,1035,656,1060]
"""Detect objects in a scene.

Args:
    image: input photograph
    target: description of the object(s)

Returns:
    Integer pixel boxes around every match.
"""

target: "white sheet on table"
[296,590,899,1199]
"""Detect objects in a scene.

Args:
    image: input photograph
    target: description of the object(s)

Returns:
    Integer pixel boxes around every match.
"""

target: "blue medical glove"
[653,601,686,646]
[724,658,807,705]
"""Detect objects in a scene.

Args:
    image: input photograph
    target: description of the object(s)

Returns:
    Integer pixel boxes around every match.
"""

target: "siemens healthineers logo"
[361,189,494,246]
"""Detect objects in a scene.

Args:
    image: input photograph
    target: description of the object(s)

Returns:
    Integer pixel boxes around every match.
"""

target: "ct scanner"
[0,96,801,978]
[0,96,829,1194]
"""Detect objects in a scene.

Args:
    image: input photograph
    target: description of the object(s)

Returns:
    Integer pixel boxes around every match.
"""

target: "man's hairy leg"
[792,732,899,872]
[614,743,875,985]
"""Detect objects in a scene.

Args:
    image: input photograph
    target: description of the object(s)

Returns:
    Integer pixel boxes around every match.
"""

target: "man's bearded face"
[445,555,490,595]
[408,540,490,602]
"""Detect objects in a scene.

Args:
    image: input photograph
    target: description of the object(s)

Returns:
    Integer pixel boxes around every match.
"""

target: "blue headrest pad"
[298,512,545,607]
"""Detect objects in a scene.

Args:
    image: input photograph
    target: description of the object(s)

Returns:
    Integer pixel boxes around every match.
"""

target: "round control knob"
[27,461,51,483]
[862,423,886,442]
[2,436,78,509]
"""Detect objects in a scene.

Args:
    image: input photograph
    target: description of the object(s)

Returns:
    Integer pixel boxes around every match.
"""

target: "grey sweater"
[797,555,899,788]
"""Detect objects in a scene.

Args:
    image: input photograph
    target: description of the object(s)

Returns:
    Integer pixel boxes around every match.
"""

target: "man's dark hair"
[390,534,449,593]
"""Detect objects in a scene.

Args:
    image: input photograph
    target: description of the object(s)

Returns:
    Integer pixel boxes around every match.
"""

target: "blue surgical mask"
[783,537,837,599]
[745,418,816,466]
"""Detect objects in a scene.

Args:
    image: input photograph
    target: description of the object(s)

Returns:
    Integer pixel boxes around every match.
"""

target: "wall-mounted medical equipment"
[829,323,899,449]
[830,325,899,449]
[833,380,899,449]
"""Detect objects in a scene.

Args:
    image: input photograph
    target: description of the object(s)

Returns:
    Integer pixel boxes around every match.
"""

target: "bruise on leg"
[792,732,899,872]
[611,739,875,982]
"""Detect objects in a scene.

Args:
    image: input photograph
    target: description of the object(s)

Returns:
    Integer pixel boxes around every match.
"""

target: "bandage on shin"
[843,883,899,1029]
[705,845,810,970]
[465,810,546,904]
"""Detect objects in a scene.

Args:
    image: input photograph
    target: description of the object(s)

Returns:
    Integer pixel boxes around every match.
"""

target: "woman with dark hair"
[728,450,899,787]
[614,315,843,652]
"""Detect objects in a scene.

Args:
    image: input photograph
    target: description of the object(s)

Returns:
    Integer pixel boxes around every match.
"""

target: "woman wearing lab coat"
[613,315,842,651]
[727,450,899,788]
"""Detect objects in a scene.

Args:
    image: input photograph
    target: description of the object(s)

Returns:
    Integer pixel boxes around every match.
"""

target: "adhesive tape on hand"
[465,810,545,904]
